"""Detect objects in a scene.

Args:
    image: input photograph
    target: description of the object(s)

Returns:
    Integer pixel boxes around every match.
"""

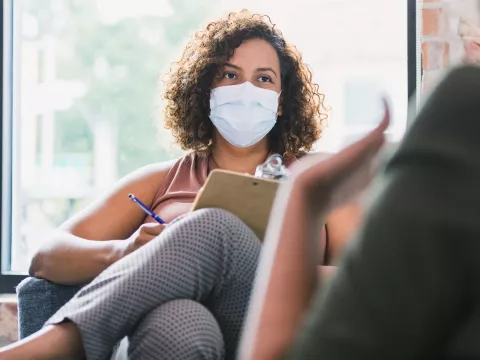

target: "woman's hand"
[290,102,390,215]
[121,223,166,258]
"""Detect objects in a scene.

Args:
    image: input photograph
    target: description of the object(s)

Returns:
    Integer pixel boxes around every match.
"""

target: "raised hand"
[289,101,390,215]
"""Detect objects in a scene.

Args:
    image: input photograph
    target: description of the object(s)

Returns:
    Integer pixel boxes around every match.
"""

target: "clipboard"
[191,170,280,240]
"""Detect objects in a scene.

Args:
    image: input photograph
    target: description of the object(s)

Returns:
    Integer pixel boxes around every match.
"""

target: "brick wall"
[421,0,480,92]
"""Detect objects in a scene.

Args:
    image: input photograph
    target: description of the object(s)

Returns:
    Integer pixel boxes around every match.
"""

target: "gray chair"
[16,277,128,359]
[16,277,82,339]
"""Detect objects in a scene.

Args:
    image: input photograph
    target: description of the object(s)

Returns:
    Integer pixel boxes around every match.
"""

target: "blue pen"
[128,193,167,225]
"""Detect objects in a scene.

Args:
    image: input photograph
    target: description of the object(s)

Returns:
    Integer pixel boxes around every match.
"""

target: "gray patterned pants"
[46,208,261,360]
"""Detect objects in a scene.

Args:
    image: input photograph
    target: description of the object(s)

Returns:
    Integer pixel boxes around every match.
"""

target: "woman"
[0,10,359,360]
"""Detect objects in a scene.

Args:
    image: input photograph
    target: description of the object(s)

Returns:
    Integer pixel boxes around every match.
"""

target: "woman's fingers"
[141,222,166,236]
[135,223,165,246]
[297,101,389,185]
[327,101,389,179]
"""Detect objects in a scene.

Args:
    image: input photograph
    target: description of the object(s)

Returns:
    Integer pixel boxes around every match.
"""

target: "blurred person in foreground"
[239,65,480,360]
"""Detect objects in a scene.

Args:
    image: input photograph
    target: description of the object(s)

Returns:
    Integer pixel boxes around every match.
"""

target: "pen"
[128,193,167,225]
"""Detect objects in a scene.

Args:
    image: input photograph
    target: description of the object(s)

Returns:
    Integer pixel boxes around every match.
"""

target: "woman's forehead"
[227,39,280,71]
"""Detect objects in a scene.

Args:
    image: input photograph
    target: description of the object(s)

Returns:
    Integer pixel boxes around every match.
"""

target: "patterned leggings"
[46,208,261,360]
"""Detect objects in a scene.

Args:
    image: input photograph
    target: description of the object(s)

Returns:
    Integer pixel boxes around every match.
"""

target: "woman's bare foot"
[0,322,85,360]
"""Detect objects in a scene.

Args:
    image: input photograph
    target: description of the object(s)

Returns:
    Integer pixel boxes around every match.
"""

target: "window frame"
[0,0,419,294]
[408,0,419,103]
[1,0,25,293]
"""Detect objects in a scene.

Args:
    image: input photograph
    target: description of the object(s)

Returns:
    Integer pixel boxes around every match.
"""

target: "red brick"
[422,41,450,70]
[423,8,447,36]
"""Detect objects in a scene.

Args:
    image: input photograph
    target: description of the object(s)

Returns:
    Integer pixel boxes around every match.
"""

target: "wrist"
[289,174,316,209]
[106,240,127,266]
[290,171,333,216]
[288,175,332,230]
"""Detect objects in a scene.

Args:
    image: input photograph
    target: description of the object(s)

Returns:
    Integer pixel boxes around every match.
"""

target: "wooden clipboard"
[191,169,280,240]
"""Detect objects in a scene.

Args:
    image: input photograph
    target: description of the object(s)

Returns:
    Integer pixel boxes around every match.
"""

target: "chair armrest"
[16,277,83,339]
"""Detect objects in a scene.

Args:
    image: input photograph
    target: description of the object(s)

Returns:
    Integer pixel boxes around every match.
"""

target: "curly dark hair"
[163,9,328,158]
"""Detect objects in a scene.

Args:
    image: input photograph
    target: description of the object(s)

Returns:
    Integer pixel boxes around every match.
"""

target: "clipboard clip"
[254,154,289,180]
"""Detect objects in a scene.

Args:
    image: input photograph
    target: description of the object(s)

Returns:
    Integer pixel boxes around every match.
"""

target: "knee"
[180,208,260,257]
[188,208,246,230]
[170,208,258,244]
[144,207,261,273]
[129,300,224,359]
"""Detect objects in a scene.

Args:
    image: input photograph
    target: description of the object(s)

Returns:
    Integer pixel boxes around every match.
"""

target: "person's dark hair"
[163,9,328,158]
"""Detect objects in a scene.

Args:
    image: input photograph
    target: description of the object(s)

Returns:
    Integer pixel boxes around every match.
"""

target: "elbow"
[28,231,66,280]
[28,250,47,279]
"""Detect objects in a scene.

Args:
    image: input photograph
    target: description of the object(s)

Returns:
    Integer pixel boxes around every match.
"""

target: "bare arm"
[239,182,322,360]
[29,161,175,285]
[325,202,363,265]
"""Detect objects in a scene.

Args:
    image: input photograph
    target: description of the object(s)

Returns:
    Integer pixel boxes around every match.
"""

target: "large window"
[221,0,411,151]
[1,0,417,292]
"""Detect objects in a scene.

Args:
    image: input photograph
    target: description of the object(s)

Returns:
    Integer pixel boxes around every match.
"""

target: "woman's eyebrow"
[256,67,277,77]
[224,63,278,77]
[224,62,242,70]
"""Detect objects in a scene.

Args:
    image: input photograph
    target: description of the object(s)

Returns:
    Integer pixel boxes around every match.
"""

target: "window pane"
[223,0,408,151]
[7,0,224,273]
[5,0,409,274]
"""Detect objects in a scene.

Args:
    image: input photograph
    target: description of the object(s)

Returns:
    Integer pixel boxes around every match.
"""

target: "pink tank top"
[145,152,327,262]
[146,153,217,224]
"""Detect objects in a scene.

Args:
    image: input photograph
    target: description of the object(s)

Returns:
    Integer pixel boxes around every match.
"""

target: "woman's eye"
[224,72,237,80]
[258,75,272,83]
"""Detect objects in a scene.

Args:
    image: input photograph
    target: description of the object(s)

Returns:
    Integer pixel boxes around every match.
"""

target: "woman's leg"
[129,299,224,360]
[1,208,260,360]
[0,322,84,360]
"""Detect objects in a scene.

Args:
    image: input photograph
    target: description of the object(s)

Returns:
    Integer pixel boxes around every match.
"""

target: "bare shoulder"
[117,158,179,188]
[91,157,180,206]
[59,158,180,239]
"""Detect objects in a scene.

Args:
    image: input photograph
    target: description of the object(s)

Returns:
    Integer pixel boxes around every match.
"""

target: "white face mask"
[209,81,280,148]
